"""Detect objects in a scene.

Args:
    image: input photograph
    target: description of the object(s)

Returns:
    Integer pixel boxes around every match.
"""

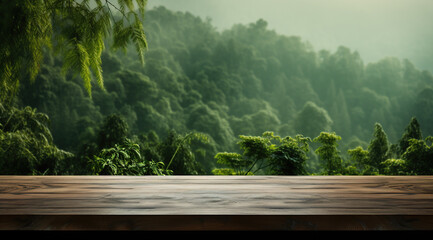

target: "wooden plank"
[1,175,433,230]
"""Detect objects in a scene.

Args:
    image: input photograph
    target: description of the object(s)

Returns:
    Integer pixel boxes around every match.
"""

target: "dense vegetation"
[2,6,433,176]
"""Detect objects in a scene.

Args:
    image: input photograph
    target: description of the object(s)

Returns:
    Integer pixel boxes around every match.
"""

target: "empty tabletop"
[1,175,433,230]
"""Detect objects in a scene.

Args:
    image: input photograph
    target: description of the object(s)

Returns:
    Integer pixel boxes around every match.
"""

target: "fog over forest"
[1,1,433,176]
[148,0,433,72]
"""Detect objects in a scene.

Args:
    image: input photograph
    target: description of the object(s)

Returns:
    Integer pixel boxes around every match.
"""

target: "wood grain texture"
[1,175,433,230]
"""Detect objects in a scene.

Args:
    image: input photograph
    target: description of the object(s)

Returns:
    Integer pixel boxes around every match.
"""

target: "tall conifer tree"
[368,123,389,171]
[399,117,423,155]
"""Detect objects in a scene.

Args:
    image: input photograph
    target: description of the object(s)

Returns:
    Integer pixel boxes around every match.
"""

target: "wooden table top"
[1,175,433,230]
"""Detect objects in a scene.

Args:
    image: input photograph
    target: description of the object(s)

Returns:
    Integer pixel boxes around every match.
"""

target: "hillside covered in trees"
[2,6,433,176]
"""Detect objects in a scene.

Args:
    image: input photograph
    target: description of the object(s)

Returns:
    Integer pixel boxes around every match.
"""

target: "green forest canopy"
[1,4,433,175]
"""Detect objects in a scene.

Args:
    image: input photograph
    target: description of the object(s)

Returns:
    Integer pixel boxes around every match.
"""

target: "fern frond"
[87,33,106,90]
[118,0,135,12]
[76,43,92,97]
[135,0,147,15]
[112,20,130,51]
[63,38,92,96]
[131,26,147,65]
[130,13,147,65]
[1,0,148,102]
[91,60,105,91]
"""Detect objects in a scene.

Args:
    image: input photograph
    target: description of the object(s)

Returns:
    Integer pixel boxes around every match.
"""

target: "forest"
[1,3,433,176]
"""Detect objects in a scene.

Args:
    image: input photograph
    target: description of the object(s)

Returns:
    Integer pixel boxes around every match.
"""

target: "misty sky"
[147,0,433,72]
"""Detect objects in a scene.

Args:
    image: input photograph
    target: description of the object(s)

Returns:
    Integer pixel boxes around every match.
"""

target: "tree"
[364,57,404,96]
[398,117,423,156]
[367,123,389,172]
[0,0,148,103]
[115,70,158,105]
[313,132,344,175]
[158,130,209,175]
[402,137,433,175]
[186,103,235,150]
[97,114,129,150]
[293,101,333,139]
[380,159,408,175]
[329,89,352,139]
[213,132,310,175]
[214,152,252,175]
[319,46,364,91]
[413,87,433,136]
[236,132,277,174]
[88,138,170,176]
[347,146,371,175]
[268,135,310,175]
[0,104,73,174]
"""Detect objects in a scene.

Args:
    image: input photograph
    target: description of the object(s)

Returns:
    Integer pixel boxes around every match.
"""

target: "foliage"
[213,131,310,175]
[0,0,148,102]
[211,168,238,175]
[88,138,170,176]
[398,117,422,156]
[293,101,333,138]
[402,137,433,175]
[3,6,433,176]
[97,114,129,150]
[214,152,252,175]
[313,132,344,175]
[268,135,310,175]
[347,146,375,175]
[414,86,433,136]
[158,130,209,175]
[344,118,432,175]
[381,159,408,175]
[0,104,73,175]
[85,115,209,175]
[367,123,390,172]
